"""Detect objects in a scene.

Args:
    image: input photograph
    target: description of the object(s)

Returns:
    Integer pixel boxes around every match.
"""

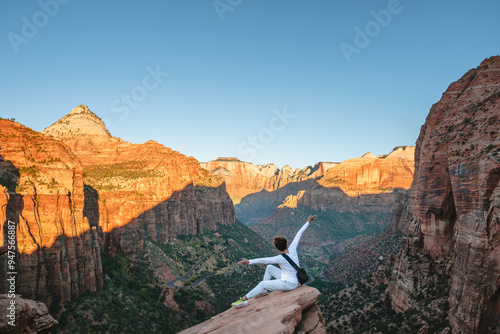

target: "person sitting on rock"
[231,214,316,308]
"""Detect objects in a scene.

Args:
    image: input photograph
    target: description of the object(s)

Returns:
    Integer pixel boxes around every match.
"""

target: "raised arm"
[289,215,316,250]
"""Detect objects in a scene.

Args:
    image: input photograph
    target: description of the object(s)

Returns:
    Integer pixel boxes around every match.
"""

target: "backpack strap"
[281,253,300,272]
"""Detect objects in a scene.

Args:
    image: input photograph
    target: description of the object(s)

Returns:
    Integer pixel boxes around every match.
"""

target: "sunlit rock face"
[0,105,235,306]
[0,120,102,306]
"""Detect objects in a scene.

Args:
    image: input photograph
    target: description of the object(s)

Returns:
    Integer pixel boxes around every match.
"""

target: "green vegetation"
[252,206,391,261]
[83,161,163,191]
[19,165,38,178]
[54,220,322,333]
[0,169,19,192]
[54,252,189,334]
[322,256,451,334]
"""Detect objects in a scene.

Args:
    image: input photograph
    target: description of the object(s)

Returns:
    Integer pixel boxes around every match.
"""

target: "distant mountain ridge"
[201,158,339,205]
[202,146,415,225]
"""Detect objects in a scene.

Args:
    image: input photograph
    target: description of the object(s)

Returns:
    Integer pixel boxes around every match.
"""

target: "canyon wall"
[202,146,414,224]
[0,120,102,306]
[0,105,235,306]
[317,146,414,196]
[389,56,500,333]
[42,105,235,254]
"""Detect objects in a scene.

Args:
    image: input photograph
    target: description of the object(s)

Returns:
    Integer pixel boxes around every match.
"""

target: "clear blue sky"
[1,0,499,169]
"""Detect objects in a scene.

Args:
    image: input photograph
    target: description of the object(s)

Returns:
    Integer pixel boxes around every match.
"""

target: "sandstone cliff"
[200,158,337,205]
[389,56,500,333]
[202,147,414,225]
[42,105,235,254]
[178,286,326,334]
[0,105,235,307]
[318,146,415,196]
[388,190,412,234]
[0,121,102,306]
[201,158,320,224]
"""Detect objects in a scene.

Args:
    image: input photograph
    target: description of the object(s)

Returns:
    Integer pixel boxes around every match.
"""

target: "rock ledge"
[179,286,326,334]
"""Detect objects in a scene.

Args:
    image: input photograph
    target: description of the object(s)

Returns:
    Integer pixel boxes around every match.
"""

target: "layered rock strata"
[0,105,235,306]
[318,146,415,196]
[389,56,500,333]
[0,120,102,306]
[200,158,335,205]
[202,147,414,224]
[0,120,102,305]
[42,105,235,253]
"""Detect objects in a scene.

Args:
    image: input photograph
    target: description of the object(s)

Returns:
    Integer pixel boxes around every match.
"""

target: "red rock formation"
[202,147,414,224]
[318,146,415,196]
[43,105,235,253]
[200,158,315,205]
[0,105,235,307]
[0,120,102,306]
[0,294,58,333]
[388,190,412,234]
[178,286,326,334]
[202,149,414,204]
[389,56,500,333]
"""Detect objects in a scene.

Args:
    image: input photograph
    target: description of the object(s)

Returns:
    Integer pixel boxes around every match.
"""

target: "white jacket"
[248,221,309,284]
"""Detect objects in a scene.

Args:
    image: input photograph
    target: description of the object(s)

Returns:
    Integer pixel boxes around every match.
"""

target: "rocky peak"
[281,165,294,175]
[42,104,111,139]
[384,146,415,159]
[361,152,377,159]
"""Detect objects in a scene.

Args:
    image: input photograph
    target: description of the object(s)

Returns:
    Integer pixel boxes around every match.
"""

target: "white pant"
[245,265,299,299]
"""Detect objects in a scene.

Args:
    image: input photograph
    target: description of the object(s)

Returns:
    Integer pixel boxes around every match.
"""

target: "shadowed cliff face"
[389,56,500,333]
[0,108,235,306]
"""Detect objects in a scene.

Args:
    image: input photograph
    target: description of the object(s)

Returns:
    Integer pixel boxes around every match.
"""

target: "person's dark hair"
[273,236,288,252]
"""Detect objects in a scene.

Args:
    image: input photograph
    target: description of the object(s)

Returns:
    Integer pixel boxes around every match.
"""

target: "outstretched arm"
[289,215,316,250]
[238,215,316,265]
[238,254,282,265]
